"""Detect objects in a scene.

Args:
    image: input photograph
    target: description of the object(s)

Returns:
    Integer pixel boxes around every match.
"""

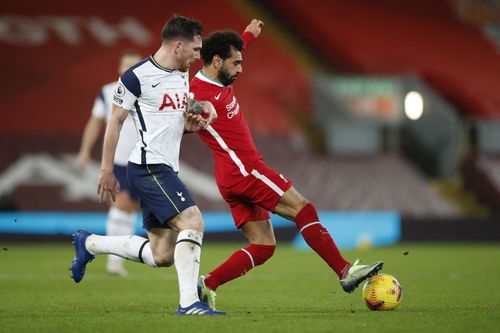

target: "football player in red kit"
[190,19,383,310]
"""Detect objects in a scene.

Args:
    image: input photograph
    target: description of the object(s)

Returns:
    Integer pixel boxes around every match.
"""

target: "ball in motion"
[362,273,402,311]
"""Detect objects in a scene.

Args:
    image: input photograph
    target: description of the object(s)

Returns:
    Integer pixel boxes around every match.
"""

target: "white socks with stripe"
[105,207,137,271]
[85,234,157,267]
[175,230,203,308]
[85,227,203,307]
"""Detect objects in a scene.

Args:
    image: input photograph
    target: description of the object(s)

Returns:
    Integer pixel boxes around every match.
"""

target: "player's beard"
[178,57,195,72]
[178,61,190,72]
[218,65,237,86]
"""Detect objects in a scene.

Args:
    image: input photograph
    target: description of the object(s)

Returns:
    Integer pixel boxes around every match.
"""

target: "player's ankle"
[204,275,218,291]
[340,263,351,279]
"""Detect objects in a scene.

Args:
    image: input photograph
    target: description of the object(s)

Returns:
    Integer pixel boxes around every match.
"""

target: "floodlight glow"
[404,91,424,120]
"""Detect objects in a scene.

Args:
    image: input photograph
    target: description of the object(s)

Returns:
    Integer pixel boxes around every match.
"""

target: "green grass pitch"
[1,242,499,332]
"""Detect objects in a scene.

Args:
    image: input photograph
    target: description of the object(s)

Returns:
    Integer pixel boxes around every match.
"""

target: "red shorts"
[218,161,293,228]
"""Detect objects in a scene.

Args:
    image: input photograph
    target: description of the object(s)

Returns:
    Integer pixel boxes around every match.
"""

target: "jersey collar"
[148,55,175,73]
[196,71,224,87]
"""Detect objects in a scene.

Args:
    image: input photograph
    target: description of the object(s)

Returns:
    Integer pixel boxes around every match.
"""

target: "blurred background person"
[76,50,143,276]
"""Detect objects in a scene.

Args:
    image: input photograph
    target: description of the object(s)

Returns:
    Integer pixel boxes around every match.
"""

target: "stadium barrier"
[0,211,401,250]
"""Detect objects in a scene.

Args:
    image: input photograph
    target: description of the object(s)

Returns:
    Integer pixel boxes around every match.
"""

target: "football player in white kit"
[76,50,142,277]
[70,15,224,315]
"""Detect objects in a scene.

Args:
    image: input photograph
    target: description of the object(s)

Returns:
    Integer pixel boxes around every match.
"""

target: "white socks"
[105,207,137,271]
[175,230,203,308]
[86,234,157,267]
[85,226,204,308]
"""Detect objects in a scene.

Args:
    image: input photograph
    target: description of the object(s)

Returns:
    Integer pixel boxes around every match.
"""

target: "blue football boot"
[176,301,226,316]
[70,230,94,283]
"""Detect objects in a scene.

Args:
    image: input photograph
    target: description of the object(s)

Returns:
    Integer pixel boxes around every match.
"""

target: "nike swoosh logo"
[214,92,222,100]
[152,82,160,88]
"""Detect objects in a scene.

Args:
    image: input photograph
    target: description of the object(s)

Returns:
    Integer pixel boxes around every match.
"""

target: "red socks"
[204,203,348,290]
[295,203,349,278]
[204,243,275,291]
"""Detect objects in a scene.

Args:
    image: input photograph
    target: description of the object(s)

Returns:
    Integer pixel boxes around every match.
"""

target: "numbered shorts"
[127,162,196,230]
[218,161,293,228]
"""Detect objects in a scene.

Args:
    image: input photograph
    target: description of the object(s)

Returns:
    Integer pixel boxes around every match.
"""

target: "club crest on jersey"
[226,96,240,119]
[159,92,188,111]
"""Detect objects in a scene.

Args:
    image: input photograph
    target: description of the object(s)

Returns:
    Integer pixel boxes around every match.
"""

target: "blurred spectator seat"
[262,0,500,119]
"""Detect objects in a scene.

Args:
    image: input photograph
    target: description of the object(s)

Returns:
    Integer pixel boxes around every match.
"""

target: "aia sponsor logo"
[159,92,188,111]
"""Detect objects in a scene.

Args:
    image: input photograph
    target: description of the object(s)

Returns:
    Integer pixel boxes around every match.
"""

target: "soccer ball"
[362,273,403,311]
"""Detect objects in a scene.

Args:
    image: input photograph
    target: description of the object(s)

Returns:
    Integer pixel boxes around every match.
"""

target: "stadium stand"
[462,154,500,212]
[260,0,500,119]
[0,0,309,136]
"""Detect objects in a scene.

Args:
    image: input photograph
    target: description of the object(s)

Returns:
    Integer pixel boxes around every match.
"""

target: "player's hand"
[244,19,264,38]
[184,111,206,132]
[201,100,217,128]
[184,100,217,131]
[97,169,119,204]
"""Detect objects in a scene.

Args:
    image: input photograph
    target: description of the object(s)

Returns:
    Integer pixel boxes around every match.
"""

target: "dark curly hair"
[201,31,243,64]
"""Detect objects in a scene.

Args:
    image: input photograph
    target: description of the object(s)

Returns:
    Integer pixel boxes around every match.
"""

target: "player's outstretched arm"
[244,19,264,39]
[97,104,128,203]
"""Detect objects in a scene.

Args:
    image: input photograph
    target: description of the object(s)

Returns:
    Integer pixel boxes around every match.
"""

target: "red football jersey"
[190,71,263,187]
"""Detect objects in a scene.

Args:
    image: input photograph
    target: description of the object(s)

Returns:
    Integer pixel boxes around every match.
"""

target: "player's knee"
[294,202,319,229]
[174,206,205,233]
[154,250,175,267]
[293,198,311,218]
[248,243,276,266]
[246,233,276,246]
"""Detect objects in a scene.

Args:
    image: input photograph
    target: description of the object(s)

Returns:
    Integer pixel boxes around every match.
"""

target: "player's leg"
[105,191,140,276]
[204,219,276,292]
[105,164,141,275]
[166,205,204,308]
[70,228,158,283]
[144,227,177,267]
[135,163,224,315]
[246,161,382,292]
[274,186,350,277]
[168,205,225,315]
[71,204,158,284]
[275,186,383,292]
[74,200,160,275]
[199,163,283,298]
[199,219,276,309]
[70,163,162,283]
[74,208,159,268]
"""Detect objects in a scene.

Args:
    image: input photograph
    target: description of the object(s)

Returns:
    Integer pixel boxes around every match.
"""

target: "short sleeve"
[91,89,106,118]
[113,69,141,111]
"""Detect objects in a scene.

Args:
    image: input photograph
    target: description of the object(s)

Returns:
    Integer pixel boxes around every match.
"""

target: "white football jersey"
[112,56,189,172]
[91,81,137,166]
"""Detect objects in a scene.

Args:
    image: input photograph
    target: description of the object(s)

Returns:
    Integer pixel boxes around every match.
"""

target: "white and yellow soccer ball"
[362,273,403,311]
